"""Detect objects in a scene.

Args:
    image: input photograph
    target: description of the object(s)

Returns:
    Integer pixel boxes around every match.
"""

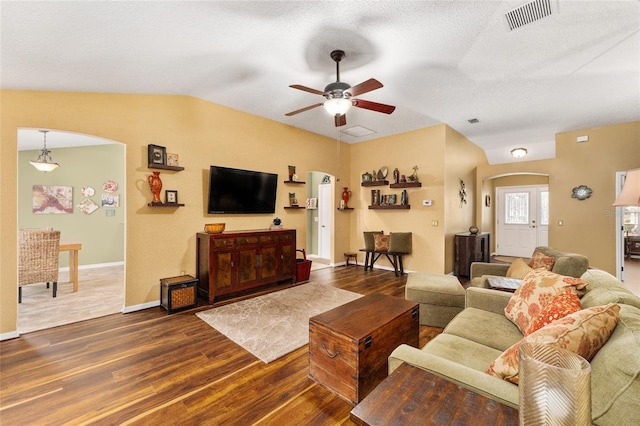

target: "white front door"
[317,183,332,260]
[496,185,549,257]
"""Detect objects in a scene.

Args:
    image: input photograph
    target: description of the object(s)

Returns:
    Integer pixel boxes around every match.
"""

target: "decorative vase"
[393,168,400,184]
[469,225,479,234]
[148,171,162,204]
[362,171,372,183]
[401,189,408,205]
[371,189,380,206]
[519,343,591,426]
[341,187,351,208]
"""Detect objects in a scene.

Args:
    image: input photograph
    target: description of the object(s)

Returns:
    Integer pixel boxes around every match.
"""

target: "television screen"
[207,166,278,214]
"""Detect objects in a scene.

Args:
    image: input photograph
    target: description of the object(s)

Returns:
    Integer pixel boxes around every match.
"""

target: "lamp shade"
[29,160,59,172]
[613,168,640,207]
[323,98,351,116]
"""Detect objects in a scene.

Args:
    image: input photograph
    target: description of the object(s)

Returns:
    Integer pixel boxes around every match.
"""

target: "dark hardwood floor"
[0,266,442,425]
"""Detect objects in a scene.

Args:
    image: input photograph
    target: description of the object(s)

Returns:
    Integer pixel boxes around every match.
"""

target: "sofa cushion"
[506,258,533,279]
[363,231,383,251]
[487,303,620,384]
[532,246,589,278]
[505,269,588,334]
[528,251,555,270]
[525,290,583,335]
[590,304,640,425]
[444,307,523,352]
[389,232,412,254]
[374,234,389,252]
[580,268,640,309]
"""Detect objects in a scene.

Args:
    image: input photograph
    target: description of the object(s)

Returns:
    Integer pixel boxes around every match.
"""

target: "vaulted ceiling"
[3,1,639,164]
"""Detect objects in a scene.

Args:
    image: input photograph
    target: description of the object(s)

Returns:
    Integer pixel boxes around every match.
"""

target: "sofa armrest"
[470,262,510,279]
[389,344,518,408]
[465,287,512,314]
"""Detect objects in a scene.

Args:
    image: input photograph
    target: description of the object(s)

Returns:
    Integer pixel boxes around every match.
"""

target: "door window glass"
[540,191,549,225]
[505,192,529,224]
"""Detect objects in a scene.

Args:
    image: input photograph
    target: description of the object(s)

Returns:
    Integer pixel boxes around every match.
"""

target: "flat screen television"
[207,166,278,214]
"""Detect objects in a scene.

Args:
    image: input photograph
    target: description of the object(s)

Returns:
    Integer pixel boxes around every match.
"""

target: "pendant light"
[29,130,59,172]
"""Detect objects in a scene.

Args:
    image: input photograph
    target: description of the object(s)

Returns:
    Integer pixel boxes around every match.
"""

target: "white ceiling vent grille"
[505,0,553,31]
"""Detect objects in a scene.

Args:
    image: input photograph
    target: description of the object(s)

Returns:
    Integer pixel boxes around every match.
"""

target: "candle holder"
[519,343,591,425]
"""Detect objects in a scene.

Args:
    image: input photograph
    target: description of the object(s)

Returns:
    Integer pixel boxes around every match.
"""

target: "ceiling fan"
[285,50,396,127]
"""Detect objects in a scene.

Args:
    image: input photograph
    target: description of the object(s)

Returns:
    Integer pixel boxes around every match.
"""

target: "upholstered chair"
[18,228,60,303]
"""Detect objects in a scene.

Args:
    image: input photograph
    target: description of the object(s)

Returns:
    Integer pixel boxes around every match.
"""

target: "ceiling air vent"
[505,0,553,31]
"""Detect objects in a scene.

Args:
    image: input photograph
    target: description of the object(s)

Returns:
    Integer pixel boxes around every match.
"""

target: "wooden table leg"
[69,249,78,292]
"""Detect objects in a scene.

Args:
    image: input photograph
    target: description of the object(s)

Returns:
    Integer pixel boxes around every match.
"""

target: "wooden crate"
[160,275,198,314]
[309,293,419,404]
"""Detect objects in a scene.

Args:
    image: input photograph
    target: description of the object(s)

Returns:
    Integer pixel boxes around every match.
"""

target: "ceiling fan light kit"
[286,49,395,127]
[30,130,60,172]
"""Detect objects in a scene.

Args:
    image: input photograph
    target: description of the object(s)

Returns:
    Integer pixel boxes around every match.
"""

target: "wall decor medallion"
[571,185,592,201]
[81,186,95,198]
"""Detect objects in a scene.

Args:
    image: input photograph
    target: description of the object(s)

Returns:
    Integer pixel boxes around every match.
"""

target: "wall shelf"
[337,207,354,211]
[389,182,422,189]
[284,180,306,184]
[368,205,411,210]
[148,202,185,207]
[284,206,305,210]
[361,180,389,187]
[149,164,185,171]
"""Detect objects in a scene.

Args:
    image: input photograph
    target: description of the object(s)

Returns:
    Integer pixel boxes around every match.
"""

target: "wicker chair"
[18,228,60,303]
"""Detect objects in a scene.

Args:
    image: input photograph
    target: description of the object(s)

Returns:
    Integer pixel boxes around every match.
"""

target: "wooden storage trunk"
[160,275,198,314]
[309,293,419,404]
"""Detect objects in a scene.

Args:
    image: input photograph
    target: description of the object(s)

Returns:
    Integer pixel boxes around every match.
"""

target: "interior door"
[496,185,548,257]
[317,183,332,260]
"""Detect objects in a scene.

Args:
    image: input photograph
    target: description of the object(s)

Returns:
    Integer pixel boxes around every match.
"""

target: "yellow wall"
[0,90,350,334]
[349,124,487,273]
[477,121,640,272]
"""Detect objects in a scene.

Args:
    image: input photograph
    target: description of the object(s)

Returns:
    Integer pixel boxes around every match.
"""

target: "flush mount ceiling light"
[511,148,528,158]
[29,130,59,172]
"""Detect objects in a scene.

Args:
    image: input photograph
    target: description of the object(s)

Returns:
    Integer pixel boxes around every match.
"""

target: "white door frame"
[616,171,625,281]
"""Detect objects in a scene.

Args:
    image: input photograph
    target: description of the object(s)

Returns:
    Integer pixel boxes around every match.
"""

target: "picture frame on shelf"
[166,153,179,167]
[165,190,178,204]
[148,144,166,166]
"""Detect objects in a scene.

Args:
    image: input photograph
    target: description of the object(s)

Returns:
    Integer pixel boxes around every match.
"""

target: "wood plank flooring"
[0,266,443,425]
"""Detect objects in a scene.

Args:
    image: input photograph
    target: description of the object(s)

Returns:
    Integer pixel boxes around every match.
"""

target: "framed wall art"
[32,185,73,214]
[148,144,166,166]
[165,190,178,204]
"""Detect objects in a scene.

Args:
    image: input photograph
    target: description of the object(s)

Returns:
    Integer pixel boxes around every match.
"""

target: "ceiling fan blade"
[285,103,323,116]
[289,84,326,96]
[347,78,383,97]
[334,114,347,127]
[353,99,396,114]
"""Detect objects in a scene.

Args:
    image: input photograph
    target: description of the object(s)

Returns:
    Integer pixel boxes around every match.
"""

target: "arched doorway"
[17,129,126,333]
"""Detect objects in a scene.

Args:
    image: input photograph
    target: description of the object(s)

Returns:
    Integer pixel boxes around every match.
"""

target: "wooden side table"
[351,363,518,425]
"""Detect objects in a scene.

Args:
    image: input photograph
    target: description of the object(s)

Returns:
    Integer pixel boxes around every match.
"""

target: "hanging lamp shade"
[29,130,59,172]
[613,168,640,207]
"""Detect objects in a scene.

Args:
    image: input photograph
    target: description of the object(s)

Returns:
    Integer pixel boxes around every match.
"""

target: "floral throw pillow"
[374,234,390,252]
[487,303,620,384]
[505,269,588,334]
[526,290,583,335]
[506,258,534,279]
[528,251,555,271]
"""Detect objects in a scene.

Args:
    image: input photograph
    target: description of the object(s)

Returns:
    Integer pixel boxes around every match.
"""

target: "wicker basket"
[204,223,225,233]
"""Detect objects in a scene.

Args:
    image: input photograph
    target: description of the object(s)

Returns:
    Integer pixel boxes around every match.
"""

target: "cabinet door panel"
[280,242,295,277]
[213,251,234,290]
[238,248,258,285]
[260,246,277,279]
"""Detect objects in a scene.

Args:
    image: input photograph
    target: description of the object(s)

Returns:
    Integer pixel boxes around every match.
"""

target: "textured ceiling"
[3,1,639,164]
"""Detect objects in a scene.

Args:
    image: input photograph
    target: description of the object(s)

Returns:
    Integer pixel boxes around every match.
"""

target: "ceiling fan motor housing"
[324,81,351,99]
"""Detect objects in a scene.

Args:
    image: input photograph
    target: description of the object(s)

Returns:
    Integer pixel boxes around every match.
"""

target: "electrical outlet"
[422,200,432,206]
[431,220,438,226]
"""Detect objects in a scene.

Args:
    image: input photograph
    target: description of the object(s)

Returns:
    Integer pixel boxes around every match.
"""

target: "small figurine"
[407,165,419,183]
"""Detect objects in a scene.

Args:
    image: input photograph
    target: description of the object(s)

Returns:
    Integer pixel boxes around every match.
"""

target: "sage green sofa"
[469,246,589,288]
[389,268,640,425]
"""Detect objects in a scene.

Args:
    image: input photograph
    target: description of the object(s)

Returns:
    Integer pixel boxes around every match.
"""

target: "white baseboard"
[123,300,160,314]
[0,330,20,341]
[58,261,124,273]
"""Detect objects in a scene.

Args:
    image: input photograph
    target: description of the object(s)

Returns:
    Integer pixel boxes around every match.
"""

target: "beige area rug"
[196,282,362,363]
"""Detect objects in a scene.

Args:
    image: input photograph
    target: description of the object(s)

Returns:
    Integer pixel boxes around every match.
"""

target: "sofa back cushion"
[533,246,589,278]
[363,231,383,251]
[590,304,640,425]
[580,268,640,309]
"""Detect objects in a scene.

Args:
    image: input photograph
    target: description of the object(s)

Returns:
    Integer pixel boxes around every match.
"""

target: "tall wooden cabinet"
[196,229,296,304]
[454,232,490,278]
